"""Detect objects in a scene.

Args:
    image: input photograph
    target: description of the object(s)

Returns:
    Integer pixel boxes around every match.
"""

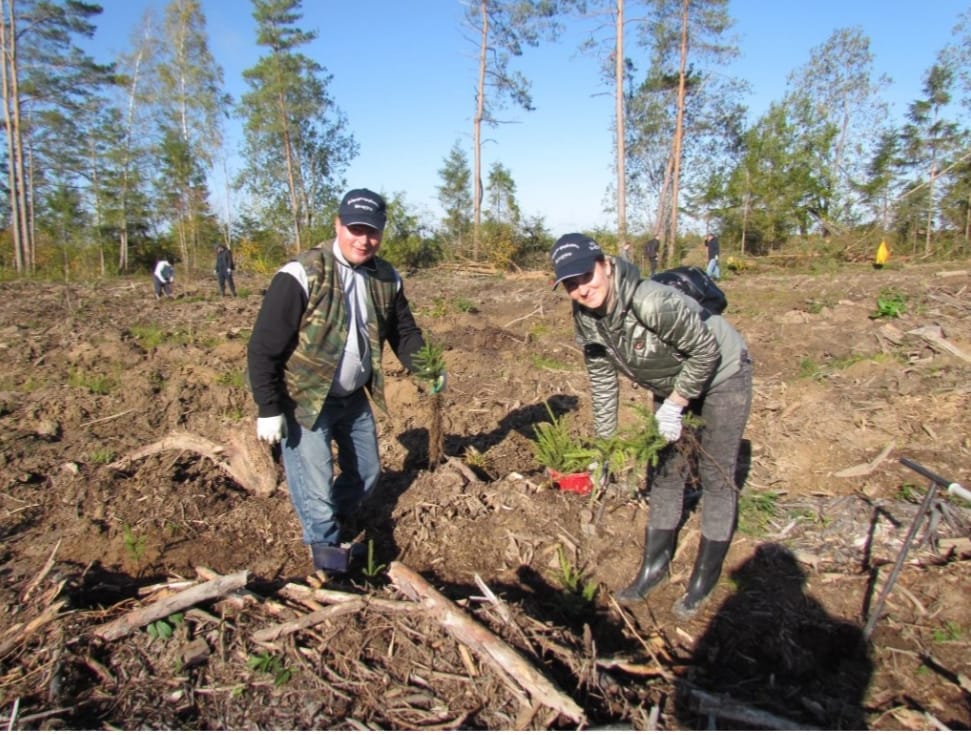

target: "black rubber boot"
[615,528,677,603]
[672,536,731,620]
[311,543,351,573]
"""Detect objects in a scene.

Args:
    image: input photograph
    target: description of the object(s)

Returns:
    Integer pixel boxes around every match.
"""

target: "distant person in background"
[618,241,634,264]
[705,233,721,281]
[215,244,237,297]
[153,258,175,299]
[548,233,752,620]
[643,235,660,276]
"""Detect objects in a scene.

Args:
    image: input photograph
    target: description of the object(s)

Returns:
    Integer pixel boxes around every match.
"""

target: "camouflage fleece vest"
[285,245,400,427]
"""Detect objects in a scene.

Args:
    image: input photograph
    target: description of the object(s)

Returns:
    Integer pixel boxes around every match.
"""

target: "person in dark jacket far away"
[247,188,445,576]
[215,244,237,297]
[705,232,721,281]
[549,233,752,619]
[643,235,660,276]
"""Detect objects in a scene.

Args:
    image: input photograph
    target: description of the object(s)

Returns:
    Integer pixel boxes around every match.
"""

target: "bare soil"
[0,256,969,730]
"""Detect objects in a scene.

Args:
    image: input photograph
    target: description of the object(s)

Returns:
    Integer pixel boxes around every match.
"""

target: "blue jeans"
[706,257,720,280]
[281,389,380,547]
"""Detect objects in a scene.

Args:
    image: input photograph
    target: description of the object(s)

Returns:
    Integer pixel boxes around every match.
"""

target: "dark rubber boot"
[311,543,351,573]
[672,536,731,620]
[615,528,677,603]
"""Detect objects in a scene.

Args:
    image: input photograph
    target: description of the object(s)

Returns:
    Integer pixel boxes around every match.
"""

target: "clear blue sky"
[84,0,969,236]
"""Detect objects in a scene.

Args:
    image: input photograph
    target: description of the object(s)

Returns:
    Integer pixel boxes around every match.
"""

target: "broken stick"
[91,570,249,642]
[388,561,586,726]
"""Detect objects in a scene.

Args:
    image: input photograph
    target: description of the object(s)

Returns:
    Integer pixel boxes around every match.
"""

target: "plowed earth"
[0,256,969,730]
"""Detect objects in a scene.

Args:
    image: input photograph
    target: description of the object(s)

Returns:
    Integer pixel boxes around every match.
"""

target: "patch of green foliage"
[68,368,116,395]
[122,523,146,563]
[530,354,570,371]
[217,369,246,389]
[873,288,906,318]
[931,621,962,643]
[554,545,598,615]
[129,325,166,350]
[247,651,292,686]
[454,297,477,313]
[147,613,184,641]
[529,404,592,473]
[362,539,386,582]
[737,491,780,537]
[89,447,116,464]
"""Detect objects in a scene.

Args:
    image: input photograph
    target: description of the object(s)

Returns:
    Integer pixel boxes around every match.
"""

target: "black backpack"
[650,266,727,315]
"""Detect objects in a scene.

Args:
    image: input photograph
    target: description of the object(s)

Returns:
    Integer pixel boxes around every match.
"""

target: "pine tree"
[0,0,112,273]
[239,0,356,255]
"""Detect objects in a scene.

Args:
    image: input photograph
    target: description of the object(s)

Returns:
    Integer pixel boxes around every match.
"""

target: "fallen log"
[388,561,586,726]
[108,429,278,496]
[91,570,249,642]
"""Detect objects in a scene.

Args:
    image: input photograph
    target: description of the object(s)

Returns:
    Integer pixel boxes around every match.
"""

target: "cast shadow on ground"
[441,392,581,463]
[674,542,873,730]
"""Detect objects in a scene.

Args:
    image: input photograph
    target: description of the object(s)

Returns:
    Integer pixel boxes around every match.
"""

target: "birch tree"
[785,28,890,230]
[155,0,228,269]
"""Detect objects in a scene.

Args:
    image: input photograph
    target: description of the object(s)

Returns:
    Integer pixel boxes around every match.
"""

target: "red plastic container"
[547,468,593,495]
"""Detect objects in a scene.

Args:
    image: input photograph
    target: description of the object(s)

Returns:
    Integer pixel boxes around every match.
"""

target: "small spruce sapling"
[412,341,446,469]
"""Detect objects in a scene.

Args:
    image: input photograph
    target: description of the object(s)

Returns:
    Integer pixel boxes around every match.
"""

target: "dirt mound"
[0,260,969,729]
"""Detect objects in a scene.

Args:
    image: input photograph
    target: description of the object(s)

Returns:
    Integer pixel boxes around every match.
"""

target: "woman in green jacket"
[550,233,753,619]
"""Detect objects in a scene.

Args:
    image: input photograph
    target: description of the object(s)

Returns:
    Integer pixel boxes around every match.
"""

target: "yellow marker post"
[874,240,890,268]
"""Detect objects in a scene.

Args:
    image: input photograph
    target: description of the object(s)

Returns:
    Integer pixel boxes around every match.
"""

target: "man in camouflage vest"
[247,189,445,575]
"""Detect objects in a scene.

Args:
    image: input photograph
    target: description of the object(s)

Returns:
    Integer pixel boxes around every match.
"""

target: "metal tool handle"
[865,458,969,639]
[948,482,971,502]
[900,457,969,501]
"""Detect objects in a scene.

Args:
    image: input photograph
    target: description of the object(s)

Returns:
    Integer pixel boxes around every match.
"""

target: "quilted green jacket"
[572,257,746,438]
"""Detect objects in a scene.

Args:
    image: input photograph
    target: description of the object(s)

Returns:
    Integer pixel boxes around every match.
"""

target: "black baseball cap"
[338,188,387,231]
[550,233,603,289]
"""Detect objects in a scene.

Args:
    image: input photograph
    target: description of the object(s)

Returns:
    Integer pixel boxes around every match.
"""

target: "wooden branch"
[108,430,278,496]
[834,441,895,478]
[21,539,61,602]
[0,598,68,659]
[92,570,249,642]
[503,305,543,329]
[252,600,365,643]
[909,325,971,363]
[445,455,480,484]
[277,582,422,614]
[388,561,585,726]
[685,685,818,730]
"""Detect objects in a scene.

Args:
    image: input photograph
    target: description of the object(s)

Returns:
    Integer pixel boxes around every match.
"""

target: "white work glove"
[257,414,285,444]
[431,372,447,394]
[654,399,684,443]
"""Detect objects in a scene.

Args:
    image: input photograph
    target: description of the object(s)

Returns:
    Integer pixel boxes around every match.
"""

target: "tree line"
[2,0,969,280]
